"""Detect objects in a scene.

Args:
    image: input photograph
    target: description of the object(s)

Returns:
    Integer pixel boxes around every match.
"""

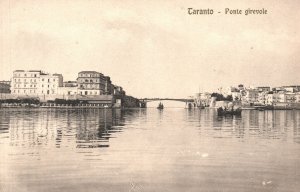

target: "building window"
[34,74,37,77]
[48,79,50,82]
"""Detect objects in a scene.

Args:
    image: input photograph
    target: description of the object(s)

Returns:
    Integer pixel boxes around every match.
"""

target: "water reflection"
[1,109,300,148]
[0,108,300,192]
[162,109,300,146]
[0,109,127,149]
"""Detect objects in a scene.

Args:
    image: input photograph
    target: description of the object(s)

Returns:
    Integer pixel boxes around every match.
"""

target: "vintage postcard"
[0,0,299,191]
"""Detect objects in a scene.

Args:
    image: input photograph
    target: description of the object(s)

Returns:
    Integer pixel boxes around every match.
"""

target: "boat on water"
[217,107,242,116]
[216,101,242,116]
[157,102,164,109]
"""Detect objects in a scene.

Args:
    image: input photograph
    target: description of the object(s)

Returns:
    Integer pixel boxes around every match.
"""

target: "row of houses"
[226,85,300,106]
[0,70,126,98]
[194,84,300,107]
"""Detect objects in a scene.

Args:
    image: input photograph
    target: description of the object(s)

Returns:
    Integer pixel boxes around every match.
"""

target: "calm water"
[0,108,300,192]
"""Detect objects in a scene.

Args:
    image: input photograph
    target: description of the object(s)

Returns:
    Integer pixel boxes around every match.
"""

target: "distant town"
[194,84,300,110]
[1,70,300,109]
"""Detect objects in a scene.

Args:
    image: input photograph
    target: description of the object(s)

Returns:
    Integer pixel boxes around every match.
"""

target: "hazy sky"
[0,0,299,98]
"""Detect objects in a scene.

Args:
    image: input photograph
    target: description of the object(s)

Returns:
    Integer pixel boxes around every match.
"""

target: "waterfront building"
[194,92,212,107]
[11,70,63,95]
[63,81,78,87]
[285,93,297,103]
[77,71,107,95]
[57,86,78,97]
[242,89,259,105]
[258,91,268,105]
[265,92,297,105]
[282,85,300,92]
[0,81,11,93]
[257,86,271,92]
[104,76,112,95]
[11,70,41,95]
[266,93,276,105]
[58,81,79,97]
[113,85,125,96]
[295,93,300,103]
[40,73,63,95]
[272,87,285,93]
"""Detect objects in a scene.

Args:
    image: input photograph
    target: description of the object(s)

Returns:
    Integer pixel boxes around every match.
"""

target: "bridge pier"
[186,101,196,109]
[140,100,147,108]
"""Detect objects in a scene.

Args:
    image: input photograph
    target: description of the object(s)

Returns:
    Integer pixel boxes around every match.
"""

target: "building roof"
[78,71,101,74]
[13,70,47,74]
[28,70,43,72]
[257,86,270,88]
[53,73,63,76]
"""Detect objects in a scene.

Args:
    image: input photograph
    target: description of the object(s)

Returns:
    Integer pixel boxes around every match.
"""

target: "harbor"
[1,107,300,192]
[0,0,299,191]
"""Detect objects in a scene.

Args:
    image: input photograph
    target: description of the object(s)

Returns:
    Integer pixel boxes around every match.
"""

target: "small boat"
[217,107,242,116]
[157,102,164,109]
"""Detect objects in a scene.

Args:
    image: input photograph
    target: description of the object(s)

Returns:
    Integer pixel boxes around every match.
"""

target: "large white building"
[11,70,63,96]
[39,73,63,95]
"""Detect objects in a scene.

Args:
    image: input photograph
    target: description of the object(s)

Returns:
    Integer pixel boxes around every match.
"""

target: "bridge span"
[139,98,195,108]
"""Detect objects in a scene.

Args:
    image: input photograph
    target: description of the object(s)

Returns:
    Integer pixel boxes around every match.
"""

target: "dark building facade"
[0,81,11,93]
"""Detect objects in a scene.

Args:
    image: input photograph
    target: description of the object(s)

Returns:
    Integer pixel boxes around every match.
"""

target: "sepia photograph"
[0,0,299,191]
